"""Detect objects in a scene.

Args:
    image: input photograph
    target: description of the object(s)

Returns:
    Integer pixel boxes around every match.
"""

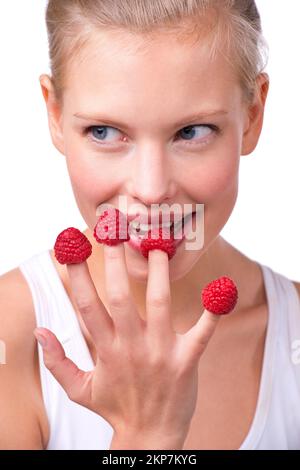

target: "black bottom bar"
[0,450,298,466]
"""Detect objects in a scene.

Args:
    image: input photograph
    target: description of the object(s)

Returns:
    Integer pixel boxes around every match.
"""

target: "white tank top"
[19,249,300,450]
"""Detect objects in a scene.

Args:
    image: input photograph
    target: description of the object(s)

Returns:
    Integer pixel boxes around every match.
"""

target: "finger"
[67,261,114,349]
[34,328,91,408]
[182,309,221,361]
[146,249,173,339]
[103,243,143,337]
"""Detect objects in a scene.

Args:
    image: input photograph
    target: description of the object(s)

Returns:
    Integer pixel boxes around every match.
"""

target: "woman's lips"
[127,212,195,254]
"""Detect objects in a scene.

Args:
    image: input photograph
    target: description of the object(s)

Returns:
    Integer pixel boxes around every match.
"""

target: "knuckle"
[77,303,94,315]
[66,387,82,404]
[197,329,214,351]
[109,291,130,309]
[148,352,166,370]
[125,346,142,367]
[189,338,208,362]
[76,297,95,314]
[44,354,64,374]
[148,295,169,309]
[117,334,146,366]
[131,342,148,365]
[44,358,55,371]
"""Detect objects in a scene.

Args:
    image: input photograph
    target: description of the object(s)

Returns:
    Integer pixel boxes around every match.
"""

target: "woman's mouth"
[127,212,196,253]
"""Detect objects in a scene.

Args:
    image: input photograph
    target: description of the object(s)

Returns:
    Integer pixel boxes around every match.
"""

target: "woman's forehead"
[66,30,237,95]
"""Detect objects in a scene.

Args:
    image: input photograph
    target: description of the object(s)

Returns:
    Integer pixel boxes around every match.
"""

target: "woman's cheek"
[206,155,239,199]
[182,148,240,204]
[198,153,239,247]
[65,141,116,198]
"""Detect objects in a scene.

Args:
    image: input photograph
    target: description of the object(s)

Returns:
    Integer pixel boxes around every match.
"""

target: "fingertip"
[34,327,50,335]
[33,328,48,348]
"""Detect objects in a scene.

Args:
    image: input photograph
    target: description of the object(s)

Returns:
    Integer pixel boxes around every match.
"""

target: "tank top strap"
[19,249,80,344]
[262,263,300,347]
[239,263,280,449]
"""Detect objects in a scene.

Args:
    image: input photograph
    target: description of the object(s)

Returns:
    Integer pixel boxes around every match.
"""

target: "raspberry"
[93,207,130,246]
[54,228,92,265]
[140,227,177,260]
[202,276,238,315]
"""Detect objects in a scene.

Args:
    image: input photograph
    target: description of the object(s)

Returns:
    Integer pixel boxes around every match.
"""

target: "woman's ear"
[241,73,270,156]
[39,74,65,155]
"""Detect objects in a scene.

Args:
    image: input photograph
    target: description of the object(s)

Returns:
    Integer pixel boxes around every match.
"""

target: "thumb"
[33,327,91,406]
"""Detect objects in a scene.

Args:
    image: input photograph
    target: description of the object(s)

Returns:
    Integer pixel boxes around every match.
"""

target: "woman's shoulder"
[0,266,49,449]
[0,266,36,340]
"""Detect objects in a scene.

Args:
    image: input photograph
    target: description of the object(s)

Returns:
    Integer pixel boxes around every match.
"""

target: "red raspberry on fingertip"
[54,227,92,265]
[202,276,238,315]
[93,207,130,246]
[140,227,177,260]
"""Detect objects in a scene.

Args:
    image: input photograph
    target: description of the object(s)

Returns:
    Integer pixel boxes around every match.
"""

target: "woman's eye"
[175,125,218,146]
[86,126,123,144]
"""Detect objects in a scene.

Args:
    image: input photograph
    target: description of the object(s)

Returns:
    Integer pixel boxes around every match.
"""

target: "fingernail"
[34,330,48,348]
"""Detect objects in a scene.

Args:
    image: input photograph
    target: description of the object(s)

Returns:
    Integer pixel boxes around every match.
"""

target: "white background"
[0,1,299,279]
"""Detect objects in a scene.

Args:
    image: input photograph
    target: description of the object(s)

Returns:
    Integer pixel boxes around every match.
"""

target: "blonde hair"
[45,0,269,105]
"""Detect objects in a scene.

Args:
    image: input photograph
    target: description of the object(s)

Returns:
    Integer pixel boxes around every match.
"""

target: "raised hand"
[34,220,237,449]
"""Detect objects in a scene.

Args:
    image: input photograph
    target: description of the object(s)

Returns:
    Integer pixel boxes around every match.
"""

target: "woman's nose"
[128,145,176,205]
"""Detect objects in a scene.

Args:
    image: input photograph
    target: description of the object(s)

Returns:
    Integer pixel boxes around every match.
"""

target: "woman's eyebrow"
[73,110,228,129]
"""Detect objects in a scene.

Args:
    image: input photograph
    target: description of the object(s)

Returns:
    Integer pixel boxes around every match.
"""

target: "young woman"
[0,0,299,450]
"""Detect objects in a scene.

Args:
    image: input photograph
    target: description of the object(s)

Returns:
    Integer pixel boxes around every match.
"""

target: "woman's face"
[48,28,255,283]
